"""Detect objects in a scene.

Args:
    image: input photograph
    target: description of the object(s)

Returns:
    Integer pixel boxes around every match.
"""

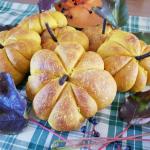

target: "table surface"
[0,1,150,150]
[11,0,150,17]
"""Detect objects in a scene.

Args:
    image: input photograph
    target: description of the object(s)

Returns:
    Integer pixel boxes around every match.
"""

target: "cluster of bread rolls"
[4,8,150,131]
[0,11,67,84]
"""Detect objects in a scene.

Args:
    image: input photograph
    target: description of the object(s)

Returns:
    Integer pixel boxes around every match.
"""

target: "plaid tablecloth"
[0,1,150,150]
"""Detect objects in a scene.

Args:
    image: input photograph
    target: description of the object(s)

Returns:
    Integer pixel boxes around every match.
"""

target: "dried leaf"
[38,0,53,11]
[0,73,28,134]
[111,0,129,27]
[93,0,129,28]
[38,0,63,11]
[119,90,150,125]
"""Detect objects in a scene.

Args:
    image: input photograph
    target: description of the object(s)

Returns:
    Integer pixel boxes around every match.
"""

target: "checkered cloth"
[0,0,150,150]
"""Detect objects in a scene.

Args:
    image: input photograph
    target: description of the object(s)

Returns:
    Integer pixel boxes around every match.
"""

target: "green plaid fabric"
[0,1,150,150]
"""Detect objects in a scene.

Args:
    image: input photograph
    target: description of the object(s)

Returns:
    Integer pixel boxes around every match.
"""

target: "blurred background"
[11,0,150,17]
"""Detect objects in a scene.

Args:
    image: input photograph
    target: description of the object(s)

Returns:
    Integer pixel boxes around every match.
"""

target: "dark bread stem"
[102,18,107,34]
[59,74,69,86]
[135,51,150,60]
[45,23,58,42]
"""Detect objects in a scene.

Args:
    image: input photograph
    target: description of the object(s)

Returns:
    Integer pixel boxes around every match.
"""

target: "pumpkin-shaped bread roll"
[26,42,117,131]
[98,30,150,92]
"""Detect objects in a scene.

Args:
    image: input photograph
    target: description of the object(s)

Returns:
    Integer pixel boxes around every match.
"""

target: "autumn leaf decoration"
[92,0,129,28]
[0,73,28,134]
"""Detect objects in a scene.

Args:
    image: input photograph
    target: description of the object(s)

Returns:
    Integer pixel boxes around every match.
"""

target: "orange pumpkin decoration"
[55,0,102,28]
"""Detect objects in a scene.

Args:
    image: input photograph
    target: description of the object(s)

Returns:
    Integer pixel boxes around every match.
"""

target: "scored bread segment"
[5,45,30,74]
[131,65,147,92]
[4,40,32,60]
[71,69,117,110]
[19,11,68,34]
[33,78,67,120]
[98,40,131,58]
[55,42,85,74]
[50,11,68,28]
[30,50,66,76]
[48,84,84,131]
[104,56,132,76]
[108,30,141,56]
[26,72,55,100]
[41,26,89,51]
[71,83,98,118]
[140,45,150,84]
[75,51,104,71]
[0,49,24,84]
[114,59,139,92]
[57,30,89,50]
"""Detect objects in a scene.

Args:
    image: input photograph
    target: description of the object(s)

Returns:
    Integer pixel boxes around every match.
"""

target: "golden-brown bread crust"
[0,27,41,85]
[50,11,68,28]
[55,42,85,73]
[41,26,89,51]
[27,42,117,131]
[42,38,58,50]
[140,40,147,53]
[0,49,24,85]
[5,45,30,74]
[4,28,41,48]
[114,59,138,92]
[58,30,89,50]
[0,11,66,85]
[97,30,150,92]
[83,25,112,51]
[108,30,141,56]
[40,11,58,30]
[26,73,55,100]
[5,40,32,60]
[19,11,67,34]
[98,40,131,59]
[41,30,58,50]
[131,65,147,92]
[19,14,42,33]
[104,56,132,75]
[30,49,66,76]
[140,45,150,84]
[33,78,66,120]
[0,30,8,45]
[75,51,104,71]
[71,69,117,109]
[140,58,150,84]
[71,84,98,118]
[48,84,84,131]
[55,26,76,37]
